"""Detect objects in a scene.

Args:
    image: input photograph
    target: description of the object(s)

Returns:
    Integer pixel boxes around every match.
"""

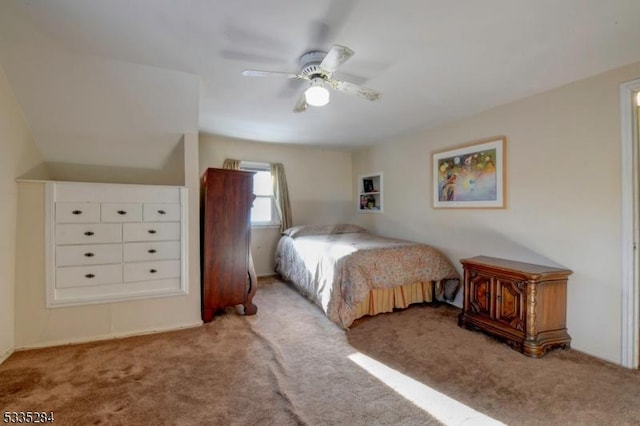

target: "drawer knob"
[148,249,157,254]
[149,269,157,274]
[85,273,95,278]
[148,229,157,234]
[157,209,166,215]
[72,210,83,215]
[84,252,94,257]
[117,210,127,215]
[84,231,94,236]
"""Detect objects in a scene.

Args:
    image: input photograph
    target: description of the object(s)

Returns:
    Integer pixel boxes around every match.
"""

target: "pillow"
[282,224,367,238]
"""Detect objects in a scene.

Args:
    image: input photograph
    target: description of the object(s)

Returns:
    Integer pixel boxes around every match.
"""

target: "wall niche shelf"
[358,172,383,213]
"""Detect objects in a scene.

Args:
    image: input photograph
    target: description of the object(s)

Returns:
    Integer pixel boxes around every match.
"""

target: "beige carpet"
[1,277,640,425]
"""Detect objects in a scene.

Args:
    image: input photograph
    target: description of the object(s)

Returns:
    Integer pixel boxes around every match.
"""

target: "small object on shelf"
[458,256,572,357]
[363,178,374,193]
[365,195,376,209]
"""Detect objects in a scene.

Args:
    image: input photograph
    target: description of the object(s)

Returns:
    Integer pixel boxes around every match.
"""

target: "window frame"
[240,161,281,228]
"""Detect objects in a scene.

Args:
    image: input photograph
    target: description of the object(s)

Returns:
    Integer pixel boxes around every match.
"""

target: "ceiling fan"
[242,44,381,112]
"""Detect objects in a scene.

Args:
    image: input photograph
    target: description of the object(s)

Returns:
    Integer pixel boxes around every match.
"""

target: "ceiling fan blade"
[242,70,303,79]
[320,45,354,74]
[329,79,381,101]
[293,92,308,113]
[308,0,356,49]
[222,50,288,65]
[224,25,293,53]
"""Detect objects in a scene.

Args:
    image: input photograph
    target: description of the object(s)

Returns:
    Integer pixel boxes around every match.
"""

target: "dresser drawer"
[123,241,180,262]
[143,203,181,222]
[56,244,123,267]
[56,264,122,289]
[123,222,180,242]
[55,224,123,245]
[124,260,181,282]
[55,203,100,223]
[101,203,143,222]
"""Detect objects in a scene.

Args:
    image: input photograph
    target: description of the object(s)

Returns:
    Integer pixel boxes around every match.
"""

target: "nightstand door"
[467,271,492,318]
[494,278,526,332]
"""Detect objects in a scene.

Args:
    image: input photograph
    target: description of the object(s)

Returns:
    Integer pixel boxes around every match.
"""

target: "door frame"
[620,78,640,369]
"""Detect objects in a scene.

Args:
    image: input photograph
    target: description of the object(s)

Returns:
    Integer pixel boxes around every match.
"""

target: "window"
[240,162,281,227]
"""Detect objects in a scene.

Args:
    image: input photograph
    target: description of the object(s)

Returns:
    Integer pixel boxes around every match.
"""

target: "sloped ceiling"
[1,0,640,172]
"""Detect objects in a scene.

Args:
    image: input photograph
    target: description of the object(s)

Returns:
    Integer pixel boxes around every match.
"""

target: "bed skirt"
[353,281,436,320]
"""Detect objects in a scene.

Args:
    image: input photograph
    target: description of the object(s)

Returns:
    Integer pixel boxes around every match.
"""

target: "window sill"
[251,224,281,230]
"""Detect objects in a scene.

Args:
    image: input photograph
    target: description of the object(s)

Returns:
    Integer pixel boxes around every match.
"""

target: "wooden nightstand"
[458,256,572,357]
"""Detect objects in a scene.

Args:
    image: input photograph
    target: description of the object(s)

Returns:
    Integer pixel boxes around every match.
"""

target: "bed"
[274,224,461,328]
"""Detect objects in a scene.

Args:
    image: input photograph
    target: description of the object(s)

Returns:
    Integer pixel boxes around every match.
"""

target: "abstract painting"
[432,137,505,208]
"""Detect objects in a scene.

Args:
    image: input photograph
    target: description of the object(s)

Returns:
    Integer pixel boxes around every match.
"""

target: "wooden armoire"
[201,168,258,322]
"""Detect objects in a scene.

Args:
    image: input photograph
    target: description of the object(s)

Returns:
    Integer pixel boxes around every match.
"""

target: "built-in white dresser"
[45,182,188,307]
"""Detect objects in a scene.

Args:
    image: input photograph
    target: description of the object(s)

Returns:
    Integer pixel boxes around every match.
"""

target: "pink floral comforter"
[274,229,460,328]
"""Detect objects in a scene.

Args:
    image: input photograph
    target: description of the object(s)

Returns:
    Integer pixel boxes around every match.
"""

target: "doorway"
[621,78,640,369]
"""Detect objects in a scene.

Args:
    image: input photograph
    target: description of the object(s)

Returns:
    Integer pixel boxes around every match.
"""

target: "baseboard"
[257,273,278,278]
[14,321,203,352]
[0,346,15,365]
[569,345,621,367]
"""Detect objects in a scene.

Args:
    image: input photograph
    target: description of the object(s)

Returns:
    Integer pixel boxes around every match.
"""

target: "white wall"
[183,132,202,336]
[199,135,354,275]
[353,60,640,365]
[0,66,48,363]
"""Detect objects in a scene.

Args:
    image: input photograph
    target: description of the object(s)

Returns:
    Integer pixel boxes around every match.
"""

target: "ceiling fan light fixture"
[305,79,330,107]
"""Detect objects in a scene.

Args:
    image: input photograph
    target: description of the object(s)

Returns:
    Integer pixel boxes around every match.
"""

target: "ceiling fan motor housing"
[299,51,328,78]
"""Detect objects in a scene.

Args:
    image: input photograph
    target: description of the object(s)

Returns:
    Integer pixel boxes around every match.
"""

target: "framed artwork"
[362,178,374,193]
[432,137,506,208]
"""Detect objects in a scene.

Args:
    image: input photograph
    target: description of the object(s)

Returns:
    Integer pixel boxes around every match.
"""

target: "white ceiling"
[2,0,640,168]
